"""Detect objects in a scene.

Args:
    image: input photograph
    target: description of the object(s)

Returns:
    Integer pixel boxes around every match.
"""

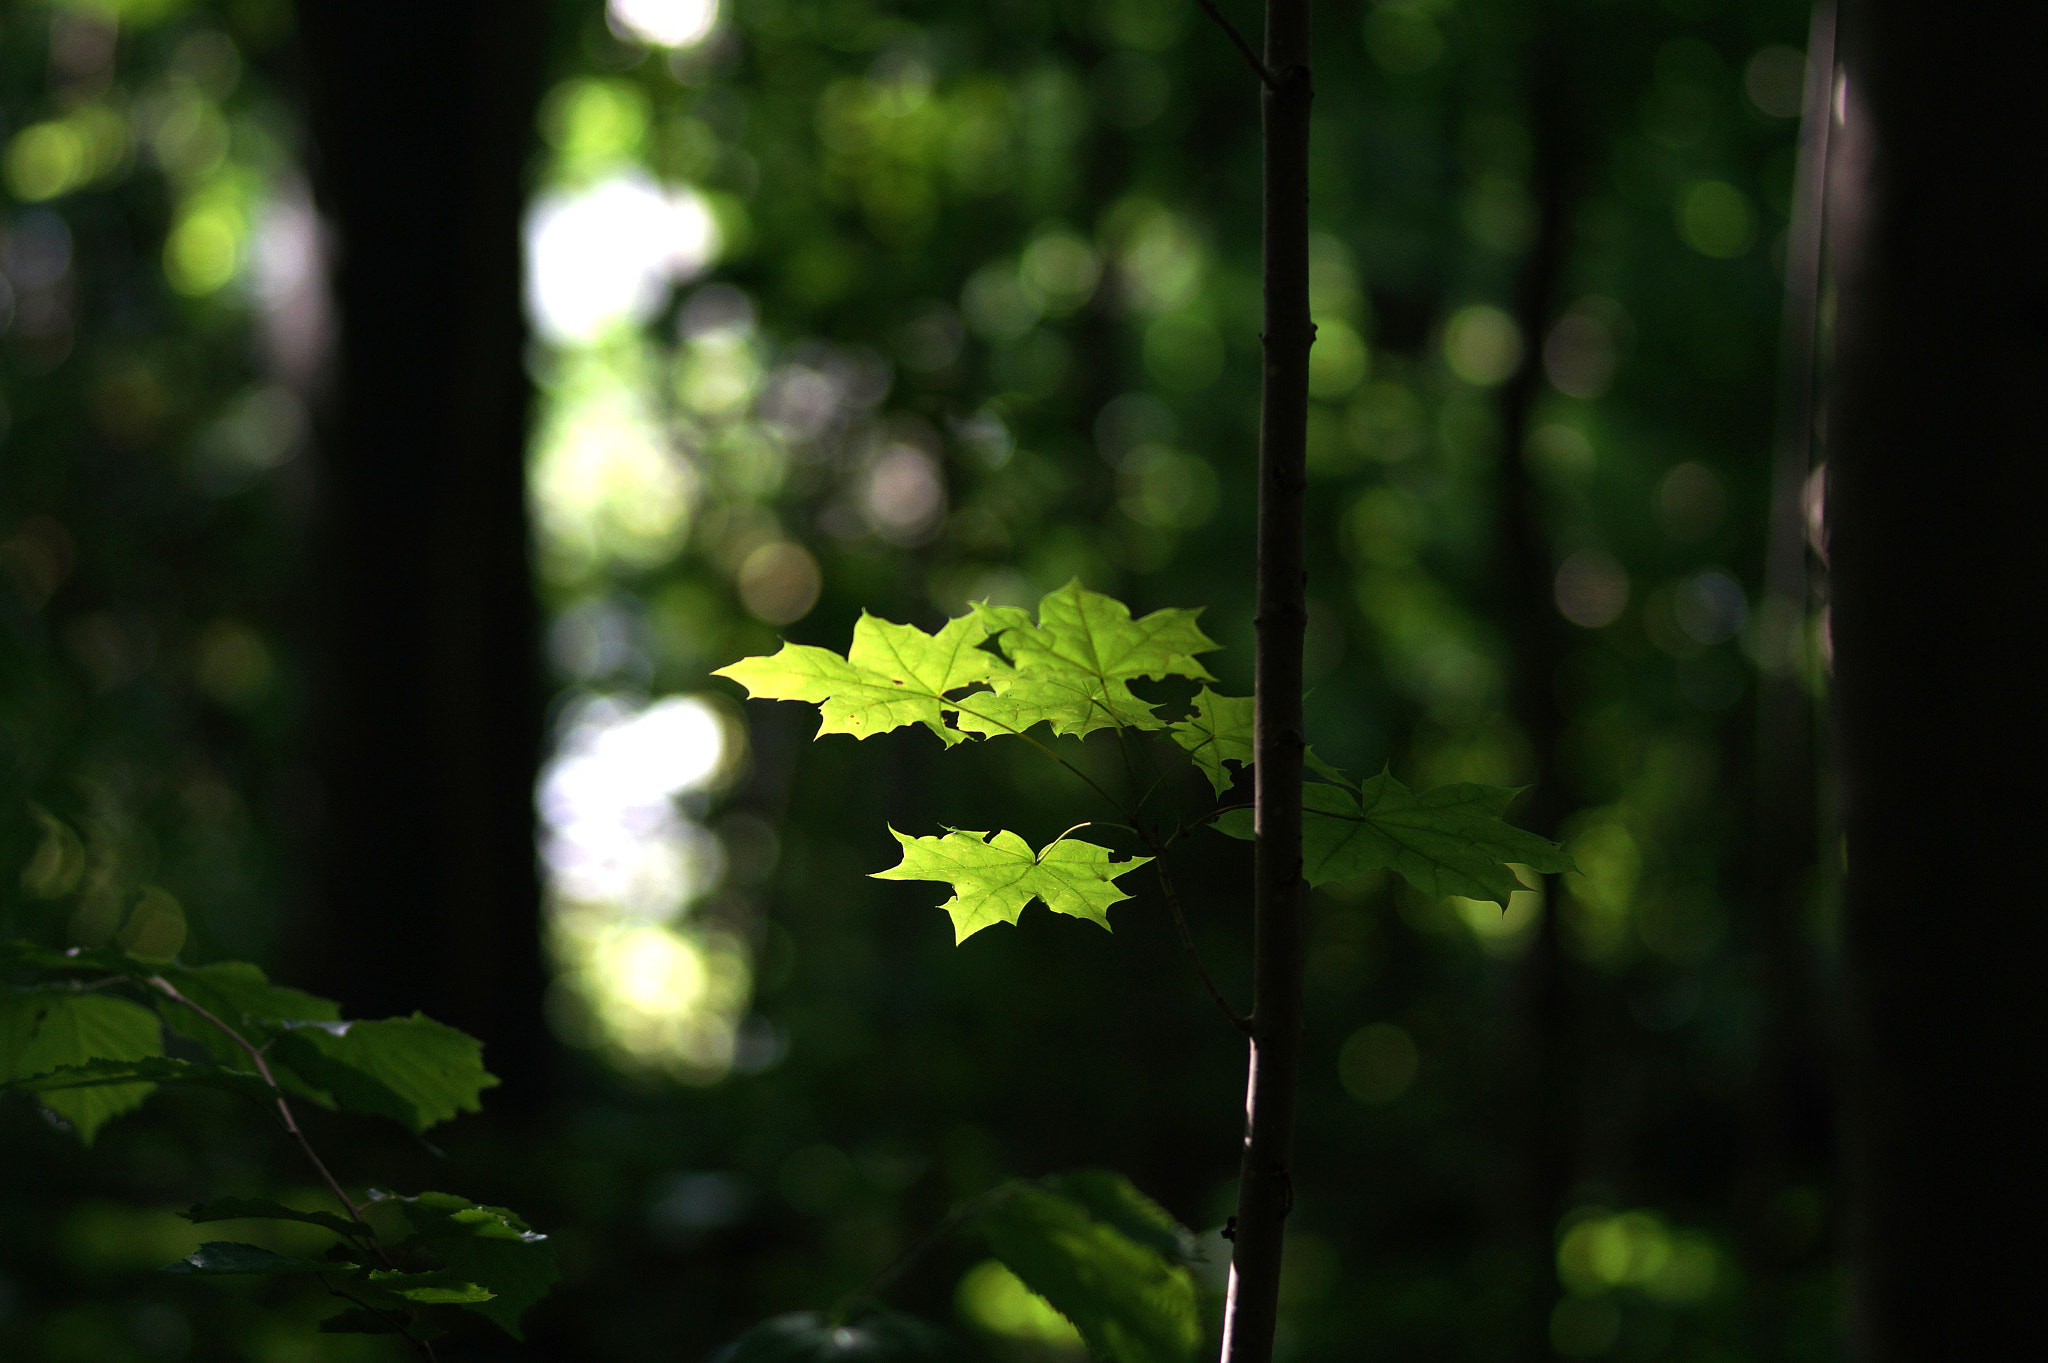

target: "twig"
[145,976,392,1268]
[1197,0,1278,88]
[1149,856,1253,1034]
[948,697,1127,815]
[325,1280,439,1362]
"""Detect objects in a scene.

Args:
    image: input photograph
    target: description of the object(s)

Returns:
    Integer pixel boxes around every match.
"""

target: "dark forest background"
[3,0,2040,1360]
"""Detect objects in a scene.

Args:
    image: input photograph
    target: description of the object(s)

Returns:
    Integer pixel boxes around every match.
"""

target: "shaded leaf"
[4,1055,280,1107]
[1167,689,1253,795]
[0,988,163,1143]
[1039,1171,1196,1266]
[710,1311,954,1363]
[1213,772,1572,904]
[270,1014,497,1133]
[714,613,1003,746]
[0,941,156,978]
[977,1179,1201,1363]
[380,1191,557,1340]
[318,1308,413,1336]
[163,1242,344,1276]
[871,828,1150,944]
[1304,749,1356,789]
[184,1196,362,1238]
[366,1267,494,1305]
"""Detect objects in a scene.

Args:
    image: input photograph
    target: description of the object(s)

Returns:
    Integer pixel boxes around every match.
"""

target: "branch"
[1197,0,1278,88]
[145,976,392,1268]
[324,1280,440,1362]
[1151,854,1252,1034]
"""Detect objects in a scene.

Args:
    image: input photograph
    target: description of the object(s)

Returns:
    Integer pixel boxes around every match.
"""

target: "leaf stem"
[948,698,1130,817]
[1197,0,1279,88]
[145,976,391,1267]
[1152,856,1252,1034]
[324,1280,439,1361]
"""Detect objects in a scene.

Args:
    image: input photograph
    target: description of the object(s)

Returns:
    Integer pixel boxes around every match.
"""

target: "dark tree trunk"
[1827,3,2048,1356]
[291,0,553,1105]
[1493,5,1580,1355]
[1222,1,1311,1360]
[1742,6,1837,1354]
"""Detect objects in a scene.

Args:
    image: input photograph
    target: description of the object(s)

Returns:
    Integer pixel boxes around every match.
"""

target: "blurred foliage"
[3,0,1838,1358]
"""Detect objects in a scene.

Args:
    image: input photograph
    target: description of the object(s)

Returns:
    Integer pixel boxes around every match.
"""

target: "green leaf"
[366,1268,494,1305]
[1304,749,1356,789]
[1213,773,1573,904]
[986,581,1218,687]
[317,1308,414,1336]
[871,828,1150,944]
[163,1242,346,1276]
[977,1178,1202,1363]
[1038,1171,1196,1266]
[380,1191,557,1340]
[1168,689,1253,795]
[714,612,1005,746]
[711,1312,954,1363]
[961,582,1218,740]
[3,1055,281,1107]
[0,988,163,1143]
[183,1197,362,1239]
[0,941,156,978]
[269,1014,497,1133]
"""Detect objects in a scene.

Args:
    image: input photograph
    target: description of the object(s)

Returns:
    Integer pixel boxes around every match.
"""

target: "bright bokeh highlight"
[609,0,719,49]
[524,172,718,343]
[539,692,751,1079]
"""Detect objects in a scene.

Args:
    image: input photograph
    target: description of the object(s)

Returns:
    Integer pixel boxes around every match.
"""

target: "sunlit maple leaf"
[713,612,1005,745]
[871,827,1151,943]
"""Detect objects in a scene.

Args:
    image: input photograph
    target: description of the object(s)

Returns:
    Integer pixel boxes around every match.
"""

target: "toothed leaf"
[1168,689,1253,795]
[871,828,1150,943]
[269,1014,497,1133]
[977,1175,1201,1363]
[1213,772,1571,904]
[0,989,163,1143]
[714,613,1005,745]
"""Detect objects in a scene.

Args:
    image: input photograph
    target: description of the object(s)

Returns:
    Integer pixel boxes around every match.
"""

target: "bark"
[1743,5,1838,1352]
[290,0,552,1104]
[1827,3,2048,1356]
[1219,0,1311,1359]
[1492,3,1579,1354]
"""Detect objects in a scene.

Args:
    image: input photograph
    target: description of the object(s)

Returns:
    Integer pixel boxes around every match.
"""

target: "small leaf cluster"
[0,939,555,1347]
[717,581,1571,940]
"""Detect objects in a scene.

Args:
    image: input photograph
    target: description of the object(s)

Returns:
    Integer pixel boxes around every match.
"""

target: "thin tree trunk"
[1744,6,1837,1354]
[1220,0,1311,1359]
[1493,4,1578,1355]
[1827,2,2048,1357]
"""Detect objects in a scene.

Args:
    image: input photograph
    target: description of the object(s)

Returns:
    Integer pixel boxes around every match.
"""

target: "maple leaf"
[958,581,1220,739]
[870,828,1151,943]
[713,612,1005,745]
[1168,688,1253,795]
[1215,771,1572,905]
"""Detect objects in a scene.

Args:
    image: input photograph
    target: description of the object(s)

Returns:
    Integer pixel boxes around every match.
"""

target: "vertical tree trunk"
[1221,1,1311,1359]
[1827,3,2048,1357]
[292,0,553,1104]
[1744,6,1837,1353]
[1491,3,1580,1355]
